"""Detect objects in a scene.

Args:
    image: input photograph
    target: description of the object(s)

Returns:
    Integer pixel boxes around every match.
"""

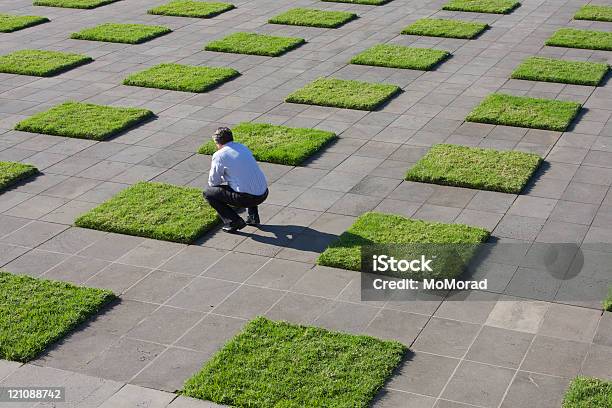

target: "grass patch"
[286,77,401,111]
[575,5,612,22]
[0,50,92,77]
[0,162,38,191]
[442,0,519,14]
[124,63,239,93]
[205,32,304,57]
[351,44,450,70]
[148,1,234,18]
[562,377,612,408]
[321,0,389,5]
[198,122,336,166]
[15,102,153,141]
[33,0,120,9]
[405,144,541,194]
[546,28,612,51]
[0,14,49,33]
[466,93,581,131]
[75,182,219,243]
[604,286,612,312]
[402,18,488,39]
[317,212,489,273]
[269,8,357,28]
[182,316,406,407]
[511,56,609,86]
[0,271,114,362]
[71,23,171,44]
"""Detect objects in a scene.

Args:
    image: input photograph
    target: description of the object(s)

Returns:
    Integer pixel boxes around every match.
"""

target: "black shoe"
[222,218,246,233]
[245,214,260,226]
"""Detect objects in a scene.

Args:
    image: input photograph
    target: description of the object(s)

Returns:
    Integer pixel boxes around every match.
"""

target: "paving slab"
[500,371,569,408]
[520,335,590,378]
[412,317,480,358]
[387,352,459,398]
[442,360,515,407]
[98,383,175,408]
[485,297,550,333]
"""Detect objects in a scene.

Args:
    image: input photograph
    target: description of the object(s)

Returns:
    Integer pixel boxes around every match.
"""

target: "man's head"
[213,127,233,149]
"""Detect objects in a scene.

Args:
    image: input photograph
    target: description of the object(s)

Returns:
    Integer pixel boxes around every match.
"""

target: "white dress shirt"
[208,142,268,196]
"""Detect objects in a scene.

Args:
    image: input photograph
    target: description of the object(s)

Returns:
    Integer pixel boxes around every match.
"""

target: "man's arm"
[208,154,224,186]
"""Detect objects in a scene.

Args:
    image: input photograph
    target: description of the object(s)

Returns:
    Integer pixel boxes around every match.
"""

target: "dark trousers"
[204,185,268,226]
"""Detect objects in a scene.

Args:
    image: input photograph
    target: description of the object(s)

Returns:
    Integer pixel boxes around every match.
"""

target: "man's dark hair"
[213,127,233,145]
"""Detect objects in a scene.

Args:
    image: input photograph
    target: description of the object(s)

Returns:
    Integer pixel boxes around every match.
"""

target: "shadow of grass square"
[562,377,612,408]
[15,102,153,140]
[442,0,520,14]
[0,270,115,362]
[269,8,357,28]
[546,28,612,51]
[0,14,49,33]
[511,56,609,86]
[198,122,336,166]
[466,93,581,131]
[321,0,390,5]
[148,1,234,18]
[402,18,488,39]
[0,161,38,191]
[182,316,406,408]
[124,63,239,93]
[75,182,219,243]
[205,32,304,56]
[0,50,92,77]
[317,212,490,272]
[351,44,450,70]
[71,23,171,44]
[575,5,612,22]
[405,144,542,194]
[33,0,120,9]
[286,77,401,111]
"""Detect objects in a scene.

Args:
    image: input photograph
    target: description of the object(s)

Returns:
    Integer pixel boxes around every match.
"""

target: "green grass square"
[546,28,612,51]
[575,5,612,22]
[604,286,612,312]
[405,144,542,194]
[511,56,609,86]
[123,63,239,93]
[317,212,490,272]
[0,50,92,77]
[442,0,520,14]
[148,1,234,18]
[15,102,153,141]
[182,316,406,407]
[33,0,120,9]
[0,270,114,362]
[286,77,401,111]
[351,44,450,70]
[0,162,38,191]
[269,8,357,28]
[0,14,49,33]
[205,32,304,56]
[198,122,336,166]
[466,93,582,131]
[321,0,389,5]
[71,23,171,44]
[563,377,612,408]
[75,182,219,243]
[402,18,488,39]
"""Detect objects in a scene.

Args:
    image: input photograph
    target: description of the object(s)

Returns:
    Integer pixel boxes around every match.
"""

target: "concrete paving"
[0,0,611,406]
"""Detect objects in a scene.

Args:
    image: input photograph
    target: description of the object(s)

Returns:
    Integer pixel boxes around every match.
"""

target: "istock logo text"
[372,255,434,273]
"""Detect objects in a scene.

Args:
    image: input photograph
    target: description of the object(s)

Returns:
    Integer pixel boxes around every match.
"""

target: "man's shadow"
[238,224,341,252]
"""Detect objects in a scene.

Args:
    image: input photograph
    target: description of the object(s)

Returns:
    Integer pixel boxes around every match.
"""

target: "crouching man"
[204,127,268,233]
